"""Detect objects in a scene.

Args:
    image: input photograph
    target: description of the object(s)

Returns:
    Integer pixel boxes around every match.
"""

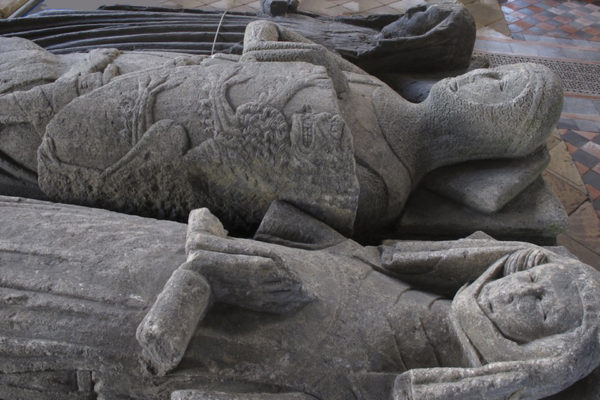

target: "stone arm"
[379,236,548,297]
[136,207,314,376]
[389,357,582,400]
[240,20,364,97]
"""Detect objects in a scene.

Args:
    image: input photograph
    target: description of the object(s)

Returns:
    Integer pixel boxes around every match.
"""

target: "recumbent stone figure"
[0,196,598,400]
[0,2,476,74]
[0,20,563,238]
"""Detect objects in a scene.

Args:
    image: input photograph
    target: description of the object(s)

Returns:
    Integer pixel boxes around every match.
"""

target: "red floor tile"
[584,26,600,34]
[577,161,592,175]
[528,5,544,12]
[561,24,579,33]
[516,19,534,28]
[589,184,600,200]
[537,21,557,30]
[554,15,572,23]
[566,142,579,154]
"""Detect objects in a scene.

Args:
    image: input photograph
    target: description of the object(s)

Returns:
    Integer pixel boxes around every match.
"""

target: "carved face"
[477,263,584,343]
[427,63,563,158]
[444,68,529,105]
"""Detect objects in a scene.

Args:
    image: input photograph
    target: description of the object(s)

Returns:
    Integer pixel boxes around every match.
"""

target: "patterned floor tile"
[500,0,600,40]
[543,171,589,214]
[584,170,600,187]
[562,130,593,147]
[577,161,592,175]
[589,183,600,200]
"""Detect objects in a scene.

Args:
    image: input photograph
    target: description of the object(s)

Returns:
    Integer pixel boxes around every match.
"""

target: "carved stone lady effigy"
[0,196,597,400]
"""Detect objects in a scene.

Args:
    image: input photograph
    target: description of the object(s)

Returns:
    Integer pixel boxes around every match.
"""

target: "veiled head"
[451,250,599,375]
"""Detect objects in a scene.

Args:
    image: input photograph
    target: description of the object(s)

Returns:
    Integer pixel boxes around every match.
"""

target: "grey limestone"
[0,20,565,238]
[423,146,551,214]
[398,178,568,241]
[0,196,597,399]
[0,3,476,74]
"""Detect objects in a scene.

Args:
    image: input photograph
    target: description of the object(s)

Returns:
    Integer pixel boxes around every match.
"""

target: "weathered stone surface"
[0,196,597,399]
[423,146,551,214]
[398,178,568,241]
[0,3,475,73]
[0,21,563,238]
[172,393,313,400]
[259,0,298,16]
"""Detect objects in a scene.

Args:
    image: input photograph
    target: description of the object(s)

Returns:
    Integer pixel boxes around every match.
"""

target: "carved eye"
[449,80,458,92]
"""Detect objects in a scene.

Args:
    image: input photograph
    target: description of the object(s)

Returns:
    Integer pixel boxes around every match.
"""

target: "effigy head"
[381,4,462,38]
[451,250,600,397]
[373,4,476,72]
[427,63,563,160]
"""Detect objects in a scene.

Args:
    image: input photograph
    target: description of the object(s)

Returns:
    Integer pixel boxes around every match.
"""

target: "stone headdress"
[395,254,600,399]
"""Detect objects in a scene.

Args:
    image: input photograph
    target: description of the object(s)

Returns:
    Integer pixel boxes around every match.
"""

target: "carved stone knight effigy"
[0,19,563,239]
[0,196,598,400]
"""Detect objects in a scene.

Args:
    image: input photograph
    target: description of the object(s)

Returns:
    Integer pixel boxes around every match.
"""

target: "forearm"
[379,239,544,296]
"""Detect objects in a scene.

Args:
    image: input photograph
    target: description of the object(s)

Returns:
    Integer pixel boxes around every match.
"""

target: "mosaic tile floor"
[559,128,600,210]
[500,0,600,40]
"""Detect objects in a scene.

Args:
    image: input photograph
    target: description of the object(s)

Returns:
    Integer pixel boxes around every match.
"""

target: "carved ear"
[254,200,347,250]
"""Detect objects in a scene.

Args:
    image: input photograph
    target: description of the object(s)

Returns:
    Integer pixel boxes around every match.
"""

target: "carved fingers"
[503,248,548,276]
[242,46,349,98]
[137,208,313,376]
[185,208,313,313]
[184,250,312,314]
[61,48,121,83]
[241,21,349,98]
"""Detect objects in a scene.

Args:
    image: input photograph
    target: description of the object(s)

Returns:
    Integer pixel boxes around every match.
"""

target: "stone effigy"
[0,3,476,74]
[0,195,598,400]
[0,5,595,400]
[0,19,563,238]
